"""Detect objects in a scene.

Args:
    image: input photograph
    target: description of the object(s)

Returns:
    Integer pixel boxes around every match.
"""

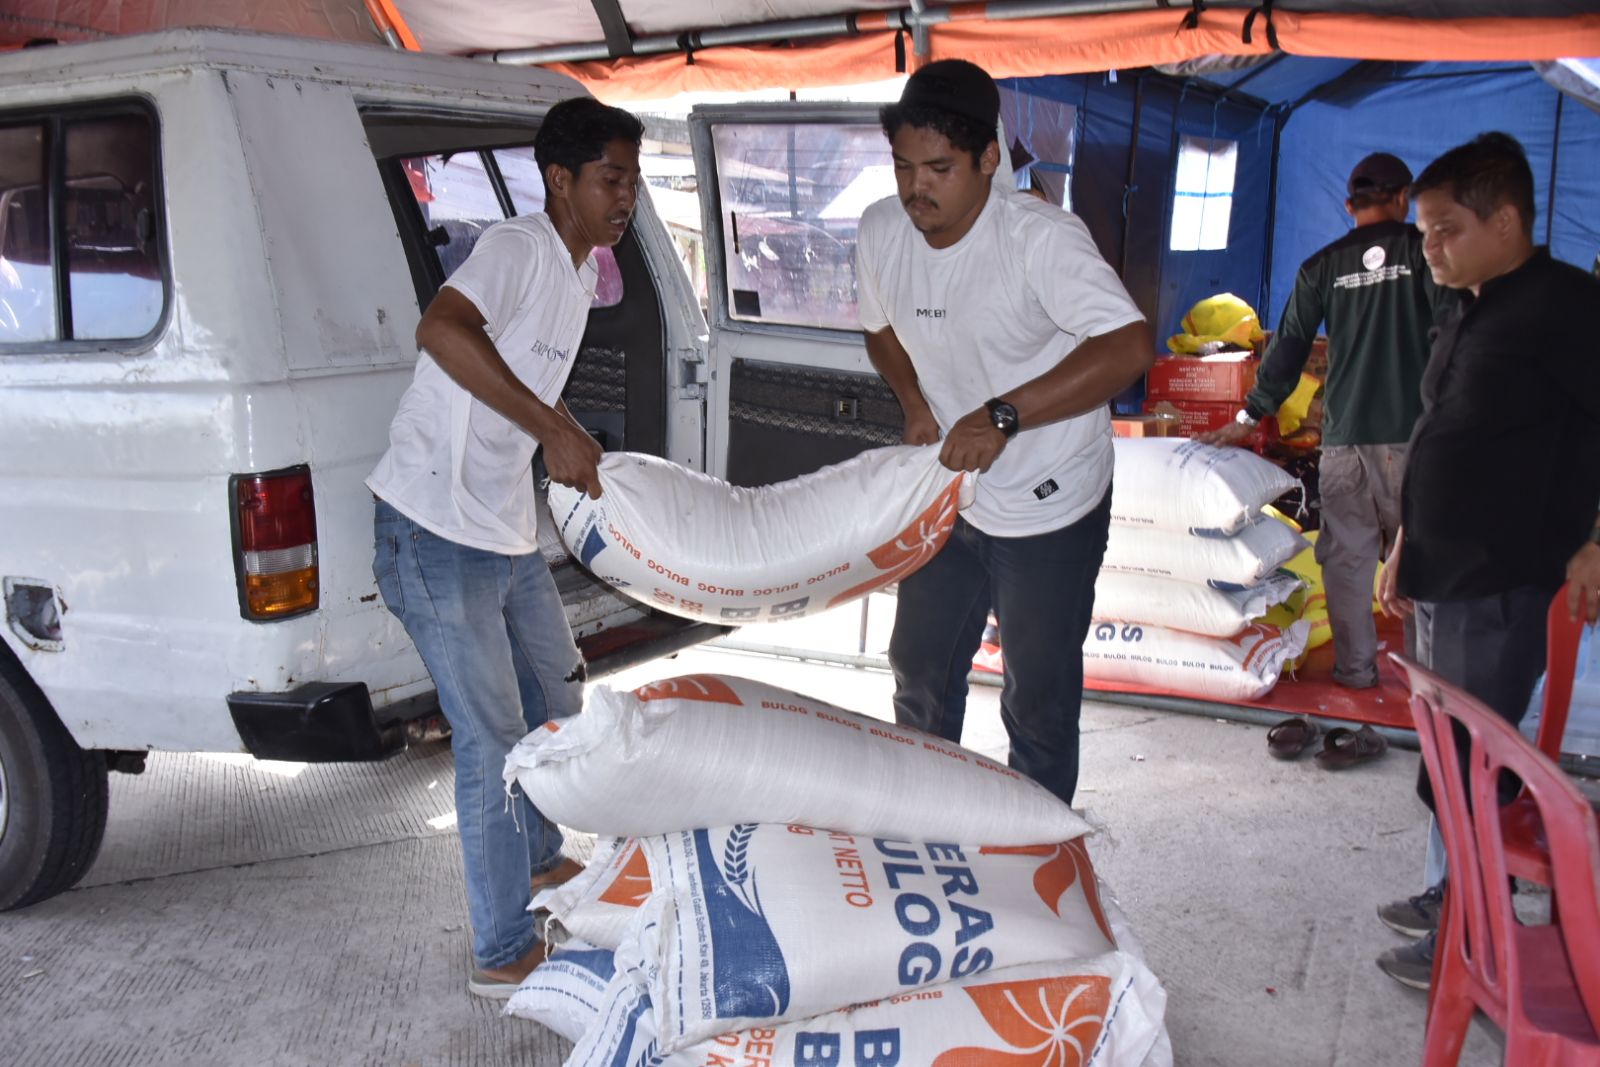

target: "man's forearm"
[1001,321,1156,428]
[418,298,565,443]
[863,327,931,417]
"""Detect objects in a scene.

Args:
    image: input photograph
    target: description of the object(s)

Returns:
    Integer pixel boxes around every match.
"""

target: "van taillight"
[231,465,319,620]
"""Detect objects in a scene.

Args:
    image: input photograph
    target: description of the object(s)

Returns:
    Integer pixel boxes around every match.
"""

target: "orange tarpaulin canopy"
[548,10,1600,101]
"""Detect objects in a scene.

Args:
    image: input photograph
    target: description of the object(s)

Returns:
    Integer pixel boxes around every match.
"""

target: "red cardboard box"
[1145,354,1259,404]
[1262,332,1329,379]
[1143,399,1237,438]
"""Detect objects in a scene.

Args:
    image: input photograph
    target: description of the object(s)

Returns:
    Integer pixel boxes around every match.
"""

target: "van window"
[382,135,625,312]
[402,152,505,279]
[0,106,163,345]
[707,121,893,331]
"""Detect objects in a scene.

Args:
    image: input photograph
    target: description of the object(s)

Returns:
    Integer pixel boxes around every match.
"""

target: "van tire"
[0,654,109,912]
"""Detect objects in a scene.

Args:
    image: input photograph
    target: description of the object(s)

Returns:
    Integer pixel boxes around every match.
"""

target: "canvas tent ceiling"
[5,4,1598,73]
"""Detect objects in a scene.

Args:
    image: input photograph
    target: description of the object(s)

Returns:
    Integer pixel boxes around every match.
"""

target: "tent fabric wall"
[1006,73,1279,346]
[1267,63,1600,327]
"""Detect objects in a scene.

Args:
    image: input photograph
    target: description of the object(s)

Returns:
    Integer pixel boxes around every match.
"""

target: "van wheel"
[0,655,109,911]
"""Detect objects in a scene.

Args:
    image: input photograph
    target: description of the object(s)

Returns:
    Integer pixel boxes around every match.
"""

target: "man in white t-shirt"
[366,97,642,999]
[857,60,1155,807]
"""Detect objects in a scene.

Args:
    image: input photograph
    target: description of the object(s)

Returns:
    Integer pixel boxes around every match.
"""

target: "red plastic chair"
[1391,653,1600,1066]
[1503,584,1590,883]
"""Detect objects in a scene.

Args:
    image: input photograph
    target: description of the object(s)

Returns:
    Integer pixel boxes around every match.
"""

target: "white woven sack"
[533,837,649,951]
[618,823,1124,1052]
[1101,515,1308,590]
[1111,438,1301,535]
[1093,570,1303,637]
[546,445,967,624]
[1083,620,1310,701]
[502,941,615,1042]
[504,674,1091,846]
[567,951,1169,1067]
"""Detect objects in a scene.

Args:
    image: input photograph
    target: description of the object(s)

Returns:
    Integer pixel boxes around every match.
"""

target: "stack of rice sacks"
[1083,439,1312,701]
[501,673,1173,1066]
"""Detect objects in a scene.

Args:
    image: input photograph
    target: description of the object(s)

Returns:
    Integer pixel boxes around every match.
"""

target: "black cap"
[1348,152,1413,196]
[898,59,1000,131]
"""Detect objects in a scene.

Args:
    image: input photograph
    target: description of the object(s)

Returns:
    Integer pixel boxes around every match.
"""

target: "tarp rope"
[1243,0,1280,50]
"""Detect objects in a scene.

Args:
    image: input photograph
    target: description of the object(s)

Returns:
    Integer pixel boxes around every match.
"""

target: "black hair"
[1349,186,1406,211]
[878,102,995,163]
[1411,131,1536,238]
[534,97,644,195]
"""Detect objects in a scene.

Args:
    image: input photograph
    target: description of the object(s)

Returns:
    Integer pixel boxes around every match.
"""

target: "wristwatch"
[985,397,1020,439]
[1234,408,1260,428]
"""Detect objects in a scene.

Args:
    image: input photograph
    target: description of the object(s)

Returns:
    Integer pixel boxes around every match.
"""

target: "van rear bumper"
[225,619,730,762]
[227,683,407,762]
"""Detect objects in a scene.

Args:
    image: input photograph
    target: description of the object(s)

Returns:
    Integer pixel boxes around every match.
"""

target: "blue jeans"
[889,488,1111,807]
[373,500,583,969]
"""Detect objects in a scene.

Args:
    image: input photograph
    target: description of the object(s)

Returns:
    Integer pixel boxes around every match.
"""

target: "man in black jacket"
[1203,152,1445,690]
[1374,131,1600,989]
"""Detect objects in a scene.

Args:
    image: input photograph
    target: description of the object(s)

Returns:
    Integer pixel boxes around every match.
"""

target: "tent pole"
[1260,107,1285,327]
[1546,89,1563,247]
[482,0,1163,66]
[1119,75,1145,278]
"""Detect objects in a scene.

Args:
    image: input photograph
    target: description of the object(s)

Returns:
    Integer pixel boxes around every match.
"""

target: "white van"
[0,30,908,910]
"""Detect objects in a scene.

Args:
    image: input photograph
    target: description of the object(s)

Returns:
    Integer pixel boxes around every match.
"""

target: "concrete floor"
[0,602,1508,1066]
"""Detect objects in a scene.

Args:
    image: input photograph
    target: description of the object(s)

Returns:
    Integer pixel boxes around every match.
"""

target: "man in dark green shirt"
[1202,152,1446,689]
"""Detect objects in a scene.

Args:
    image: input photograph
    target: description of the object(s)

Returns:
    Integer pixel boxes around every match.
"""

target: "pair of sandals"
[1267,716,1388,769]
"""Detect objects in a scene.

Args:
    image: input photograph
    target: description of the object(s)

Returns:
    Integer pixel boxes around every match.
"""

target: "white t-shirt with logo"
[368,213,597,554]
[856,185,1145,536]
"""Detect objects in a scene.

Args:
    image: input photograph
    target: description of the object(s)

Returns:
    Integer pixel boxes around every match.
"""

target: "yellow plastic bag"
[1167,293,1265,354]
[1257,520,1386,670]
[1276,373,1322,437]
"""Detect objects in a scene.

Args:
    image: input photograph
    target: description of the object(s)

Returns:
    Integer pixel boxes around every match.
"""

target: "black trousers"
[1413,585,1556,811]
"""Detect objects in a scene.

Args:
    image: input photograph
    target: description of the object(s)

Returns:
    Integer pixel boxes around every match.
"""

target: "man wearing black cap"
[1202,151,1448,692]
[855,59,1155,807]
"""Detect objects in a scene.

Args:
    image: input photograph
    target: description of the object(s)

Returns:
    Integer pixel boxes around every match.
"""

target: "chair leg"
[1421,988,1476,1067]
[1422,936,1476,1067]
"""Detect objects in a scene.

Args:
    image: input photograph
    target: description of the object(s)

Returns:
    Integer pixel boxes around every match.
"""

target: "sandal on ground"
[1314,725,1388,770]
[1266,716,1321,760]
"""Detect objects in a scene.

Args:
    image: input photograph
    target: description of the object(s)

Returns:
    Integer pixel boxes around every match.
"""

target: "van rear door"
[687,104,906,486]
[364,107,723,672]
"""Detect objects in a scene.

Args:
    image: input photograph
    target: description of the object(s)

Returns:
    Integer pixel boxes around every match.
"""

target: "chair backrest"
[1391,654,1600,1031]
[1537,583,1586,761]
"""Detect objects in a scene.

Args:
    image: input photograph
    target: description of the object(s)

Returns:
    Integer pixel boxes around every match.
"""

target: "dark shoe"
[468,940,551,1000]
[1314,725,1388,770]
[1266,716,1321,760]
[1376,931,1436,991]
[530,856,585,894]
[1377,885,1443,938]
